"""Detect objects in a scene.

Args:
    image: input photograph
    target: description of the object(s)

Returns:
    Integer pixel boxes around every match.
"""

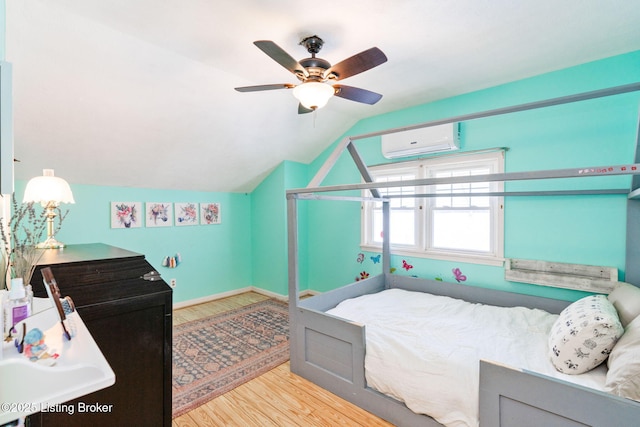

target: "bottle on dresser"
[4,278,31,334]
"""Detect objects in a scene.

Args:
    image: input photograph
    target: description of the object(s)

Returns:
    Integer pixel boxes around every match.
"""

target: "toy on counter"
[23,328,59,366]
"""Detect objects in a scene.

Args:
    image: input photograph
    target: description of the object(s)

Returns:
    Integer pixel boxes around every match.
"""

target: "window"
[367,167,418,247]
[361,151,504,265]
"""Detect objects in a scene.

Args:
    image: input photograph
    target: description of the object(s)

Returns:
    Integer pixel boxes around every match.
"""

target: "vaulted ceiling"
[6,1,640,192]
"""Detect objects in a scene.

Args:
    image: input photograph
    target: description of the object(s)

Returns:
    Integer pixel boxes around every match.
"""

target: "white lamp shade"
[292,82,335,110]
[23,169,75,205]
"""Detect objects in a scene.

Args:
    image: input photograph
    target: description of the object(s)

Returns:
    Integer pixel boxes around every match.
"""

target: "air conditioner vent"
[381,123,459,159]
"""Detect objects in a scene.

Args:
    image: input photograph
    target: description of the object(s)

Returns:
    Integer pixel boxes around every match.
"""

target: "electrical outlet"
[170,279,177,288]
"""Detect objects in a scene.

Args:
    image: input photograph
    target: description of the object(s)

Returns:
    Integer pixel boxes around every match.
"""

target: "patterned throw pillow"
[548,295,623,374]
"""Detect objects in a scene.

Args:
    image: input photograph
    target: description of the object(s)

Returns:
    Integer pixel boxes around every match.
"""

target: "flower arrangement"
[0,194,68,290]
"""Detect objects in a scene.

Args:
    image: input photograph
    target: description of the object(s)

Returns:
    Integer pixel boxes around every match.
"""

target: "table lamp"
[23,169,75,249]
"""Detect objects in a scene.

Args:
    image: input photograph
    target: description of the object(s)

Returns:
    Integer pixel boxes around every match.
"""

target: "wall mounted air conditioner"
[381,122,460,159]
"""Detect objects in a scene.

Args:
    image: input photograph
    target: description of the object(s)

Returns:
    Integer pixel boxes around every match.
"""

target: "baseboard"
[172,287,253,309]
[300,289,321,297]
[172,287,320,309]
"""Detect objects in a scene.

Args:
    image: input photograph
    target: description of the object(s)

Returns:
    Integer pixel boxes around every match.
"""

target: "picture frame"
[175,202,199,226]
[146,202,173,227]
[200,202,221,225]
[111,202,142,228]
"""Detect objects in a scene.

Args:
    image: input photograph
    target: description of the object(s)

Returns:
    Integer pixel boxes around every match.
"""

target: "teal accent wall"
[297,50,640,301]
[14,181,253,303]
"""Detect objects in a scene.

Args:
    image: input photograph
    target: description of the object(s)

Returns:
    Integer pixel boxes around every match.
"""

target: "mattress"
[326,288,607,427]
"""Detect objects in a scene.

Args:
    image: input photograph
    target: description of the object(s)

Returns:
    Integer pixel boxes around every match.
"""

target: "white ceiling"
[6,1,640,192]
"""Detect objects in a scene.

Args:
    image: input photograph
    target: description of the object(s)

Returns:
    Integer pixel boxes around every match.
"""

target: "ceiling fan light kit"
[235,35,387,114]
[292,81,335,110]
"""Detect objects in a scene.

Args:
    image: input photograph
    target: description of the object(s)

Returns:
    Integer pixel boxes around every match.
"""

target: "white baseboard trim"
[172,287,253,310]
[172,287,319,309]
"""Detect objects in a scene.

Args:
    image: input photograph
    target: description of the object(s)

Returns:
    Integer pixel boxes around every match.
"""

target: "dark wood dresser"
[28,244,172,427]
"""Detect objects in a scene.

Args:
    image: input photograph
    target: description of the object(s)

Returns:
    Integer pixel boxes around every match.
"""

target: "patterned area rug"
[172,299,289,418]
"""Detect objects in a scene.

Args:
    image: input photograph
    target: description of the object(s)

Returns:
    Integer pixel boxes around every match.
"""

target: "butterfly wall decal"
[371,255,381,264]
[356,271,370,281]
[452,268,467,282]
[402,260,413,271]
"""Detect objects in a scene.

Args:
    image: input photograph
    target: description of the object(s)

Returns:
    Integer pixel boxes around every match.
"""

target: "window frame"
[361,151,505,266]
[360,163,423,251]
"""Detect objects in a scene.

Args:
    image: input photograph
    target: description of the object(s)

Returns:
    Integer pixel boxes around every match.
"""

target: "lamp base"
[36,237,66,249]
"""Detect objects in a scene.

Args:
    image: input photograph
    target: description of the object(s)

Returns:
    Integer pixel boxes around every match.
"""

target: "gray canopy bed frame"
[286,82,640,426]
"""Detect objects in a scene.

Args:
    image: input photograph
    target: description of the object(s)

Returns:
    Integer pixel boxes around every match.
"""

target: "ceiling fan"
[234,35,387,114]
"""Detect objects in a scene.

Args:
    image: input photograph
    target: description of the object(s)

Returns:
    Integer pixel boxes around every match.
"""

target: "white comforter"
[326,288,606,427]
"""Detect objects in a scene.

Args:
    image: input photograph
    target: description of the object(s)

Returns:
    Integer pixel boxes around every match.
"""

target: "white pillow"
[607,282,640,327]
[605,315,640,401]
[548,295,623,374]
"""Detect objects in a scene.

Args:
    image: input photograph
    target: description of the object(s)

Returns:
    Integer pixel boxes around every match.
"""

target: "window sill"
[360,244,505,267]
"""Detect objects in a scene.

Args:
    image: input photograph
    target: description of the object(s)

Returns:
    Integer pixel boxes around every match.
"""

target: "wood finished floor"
[172,292,394,427]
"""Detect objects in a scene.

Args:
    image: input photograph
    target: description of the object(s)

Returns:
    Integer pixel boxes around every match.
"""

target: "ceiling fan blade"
[235,83,295,92]
[254,40,309,78]
[324,47,387,80]
[333,85,382,105]
[298,103,314,114]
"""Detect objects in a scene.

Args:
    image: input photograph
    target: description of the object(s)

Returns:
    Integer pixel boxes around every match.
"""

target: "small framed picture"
[200,203,221,225]
[111,202,142,228]
[175,202,199,226]
[146,202,173,227]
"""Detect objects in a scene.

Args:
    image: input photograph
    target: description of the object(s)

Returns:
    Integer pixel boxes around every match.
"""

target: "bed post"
[382,200,391,285]
[287,193,302,370]
[625,109,640,285]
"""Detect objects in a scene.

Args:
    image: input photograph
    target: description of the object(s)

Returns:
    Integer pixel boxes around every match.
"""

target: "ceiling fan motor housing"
[299,57,331,80]
[298,36,333,80]
[300,35,324,55]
